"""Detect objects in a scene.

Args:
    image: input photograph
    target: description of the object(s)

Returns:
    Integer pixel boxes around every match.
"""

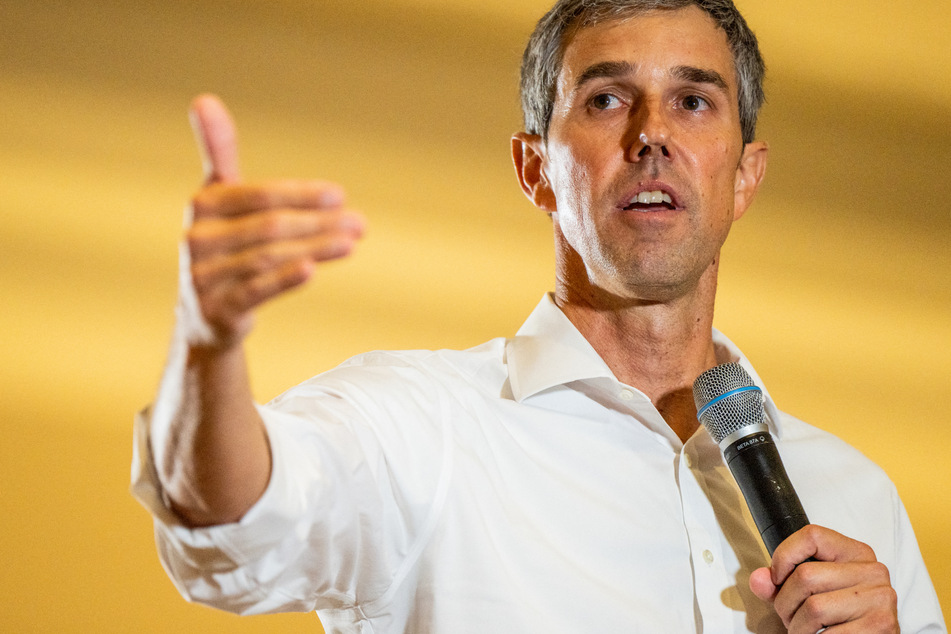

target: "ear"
[511,132,557,212]
[732,141,768,221]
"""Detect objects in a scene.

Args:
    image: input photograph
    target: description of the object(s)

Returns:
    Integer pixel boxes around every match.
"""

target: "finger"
[770,525,876,586]
[774,560,892,626]
[189,208,365,258]
[786,582,898,634]
[189,93,241,184]
[192,230,361,292]
[191,179,346,218]
[748,567,779,604]
[202,259,316,334]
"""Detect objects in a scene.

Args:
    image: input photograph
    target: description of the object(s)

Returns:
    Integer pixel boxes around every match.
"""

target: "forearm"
[160,343,271,527]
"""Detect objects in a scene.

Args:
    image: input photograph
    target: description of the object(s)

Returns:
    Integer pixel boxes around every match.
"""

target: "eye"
[590,93,622,110]
[681,95,710,111]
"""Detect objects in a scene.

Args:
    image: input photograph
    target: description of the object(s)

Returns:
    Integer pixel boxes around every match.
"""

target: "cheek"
[701,138,741,195]
[549,149,594,208]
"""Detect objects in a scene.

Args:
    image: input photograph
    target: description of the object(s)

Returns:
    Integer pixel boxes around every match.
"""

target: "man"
[132,0,945,631]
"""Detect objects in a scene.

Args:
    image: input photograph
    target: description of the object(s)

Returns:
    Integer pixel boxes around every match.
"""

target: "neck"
[554,257,721,443]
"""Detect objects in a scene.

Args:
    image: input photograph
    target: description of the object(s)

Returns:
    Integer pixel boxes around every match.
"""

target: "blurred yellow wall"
[1,0,947,630]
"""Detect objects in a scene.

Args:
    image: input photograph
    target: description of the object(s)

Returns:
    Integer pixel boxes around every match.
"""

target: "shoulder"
[331,337,509,391]
[268,338,510,414]
[338,338,507,374]
[775,410,894,494]
[773,410,903,548]
[776,411,888,476]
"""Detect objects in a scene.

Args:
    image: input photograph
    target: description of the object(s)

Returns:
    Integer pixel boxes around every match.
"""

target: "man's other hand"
[186,94,366,349]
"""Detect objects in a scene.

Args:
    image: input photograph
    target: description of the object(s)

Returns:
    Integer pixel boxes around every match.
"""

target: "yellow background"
[1,0,947,630]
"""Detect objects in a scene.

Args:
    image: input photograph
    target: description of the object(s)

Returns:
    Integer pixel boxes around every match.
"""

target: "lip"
[616,180,682,212]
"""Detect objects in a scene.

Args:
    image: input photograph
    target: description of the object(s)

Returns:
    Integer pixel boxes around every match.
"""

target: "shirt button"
[619,389,635,401]
[702,549,715,565]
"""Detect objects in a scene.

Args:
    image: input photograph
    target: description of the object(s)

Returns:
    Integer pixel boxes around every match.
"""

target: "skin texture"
[159,7,898,630]
[748,526,898,632]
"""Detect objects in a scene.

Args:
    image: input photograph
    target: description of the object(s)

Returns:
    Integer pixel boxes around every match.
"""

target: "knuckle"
[249,249,279,273]
[189,187,219,217]
[793,562,822,588]
[246,187,276,211]
[870,561,891,583]
[185,226,225,261]
[798,593,828,624]
[872,583,898,607]
[190,259,219,291]
[867,608,900,632]
[257,213,286,240]
[800,524,823,541]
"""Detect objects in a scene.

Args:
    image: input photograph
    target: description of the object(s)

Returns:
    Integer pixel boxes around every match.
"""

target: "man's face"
[528,6,766,303]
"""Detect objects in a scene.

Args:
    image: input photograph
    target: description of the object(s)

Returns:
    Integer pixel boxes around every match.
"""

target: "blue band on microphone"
[696,386,762,420]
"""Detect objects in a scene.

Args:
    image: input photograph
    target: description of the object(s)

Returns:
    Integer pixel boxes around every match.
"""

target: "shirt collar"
[507,294,617,401]
[505,294,785,438]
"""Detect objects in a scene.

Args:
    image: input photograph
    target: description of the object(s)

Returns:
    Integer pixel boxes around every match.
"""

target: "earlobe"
[511,132,557,212]
[733,141,768,221]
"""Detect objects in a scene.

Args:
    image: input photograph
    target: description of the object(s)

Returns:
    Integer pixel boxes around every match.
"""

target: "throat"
[656,388,701,443]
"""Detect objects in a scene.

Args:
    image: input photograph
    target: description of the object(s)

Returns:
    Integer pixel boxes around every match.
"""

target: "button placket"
[676,444,736,631]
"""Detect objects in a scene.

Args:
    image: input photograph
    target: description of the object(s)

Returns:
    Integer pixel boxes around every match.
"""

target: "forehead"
[557,6,737,96]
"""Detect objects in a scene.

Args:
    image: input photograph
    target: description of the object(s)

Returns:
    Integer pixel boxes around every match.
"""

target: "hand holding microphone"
[693,363,898,632]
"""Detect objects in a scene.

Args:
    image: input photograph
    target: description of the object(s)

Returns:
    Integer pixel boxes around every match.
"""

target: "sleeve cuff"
[131,403,311,565]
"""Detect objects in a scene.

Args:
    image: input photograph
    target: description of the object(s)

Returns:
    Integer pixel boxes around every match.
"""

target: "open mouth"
[623,190,676,211]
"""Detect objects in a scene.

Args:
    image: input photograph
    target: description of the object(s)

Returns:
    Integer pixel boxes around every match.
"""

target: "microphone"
[692,362,810,556]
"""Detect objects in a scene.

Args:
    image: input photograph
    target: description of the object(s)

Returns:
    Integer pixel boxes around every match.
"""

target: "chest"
[406,389,782,632]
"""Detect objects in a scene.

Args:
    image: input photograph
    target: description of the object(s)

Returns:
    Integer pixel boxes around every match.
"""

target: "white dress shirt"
[132,294,946,633]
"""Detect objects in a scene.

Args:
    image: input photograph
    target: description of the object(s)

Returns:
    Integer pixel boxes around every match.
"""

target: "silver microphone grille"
[692,363,765,444]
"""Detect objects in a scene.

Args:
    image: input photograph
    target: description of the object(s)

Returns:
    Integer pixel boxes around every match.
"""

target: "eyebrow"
[671,65,729,91]
[574,61,638,90]
[572,60,730,93]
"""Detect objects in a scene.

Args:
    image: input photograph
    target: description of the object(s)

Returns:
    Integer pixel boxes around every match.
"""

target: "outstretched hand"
[185,94,366,349]
[749,525,899,633]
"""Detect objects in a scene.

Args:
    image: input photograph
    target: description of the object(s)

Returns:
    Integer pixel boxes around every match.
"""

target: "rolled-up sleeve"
[132,352,451,618]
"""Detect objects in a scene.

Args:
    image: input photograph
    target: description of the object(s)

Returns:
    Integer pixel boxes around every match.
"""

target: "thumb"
[188,93,241,184]
[749,566,779,604]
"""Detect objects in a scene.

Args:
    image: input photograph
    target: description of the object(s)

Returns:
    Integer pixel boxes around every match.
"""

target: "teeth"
[630,190,672,205]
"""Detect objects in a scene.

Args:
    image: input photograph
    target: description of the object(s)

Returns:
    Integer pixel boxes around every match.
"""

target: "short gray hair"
[519,0,765,144]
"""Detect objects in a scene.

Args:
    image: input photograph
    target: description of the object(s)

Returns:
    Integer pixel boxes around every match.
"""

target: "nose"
[629,100,671,160]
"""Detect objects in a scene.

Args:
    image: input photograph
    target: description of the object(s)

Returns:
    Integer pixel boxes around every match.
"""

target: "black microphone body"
[721,428,810,555]
[693,363,810,556]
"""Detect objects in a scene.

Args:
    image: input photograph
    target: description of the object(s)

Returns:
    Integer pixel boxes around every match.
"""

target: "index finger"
[191,180,347,218]
[770,525,877,586]
[189,93,241,184]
